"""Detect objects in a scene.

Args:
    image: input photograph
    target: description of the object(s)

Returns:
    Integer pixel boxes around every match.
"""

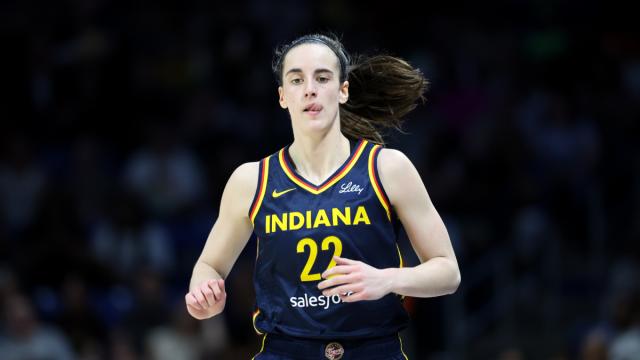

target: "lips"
[304,103,323,112]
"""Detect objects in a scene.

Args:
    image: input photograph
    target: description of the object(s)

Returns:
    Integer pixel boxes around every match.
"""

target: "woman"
[185,33,460,359]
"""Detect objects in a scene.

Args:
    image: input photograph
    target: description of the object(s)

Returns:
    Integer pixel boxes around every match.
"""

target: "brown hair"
[273,34,428,144]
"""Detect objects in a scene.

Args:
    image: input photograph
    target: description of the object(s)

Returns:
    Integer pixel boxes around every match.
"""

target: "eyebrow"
[284,68,334,77]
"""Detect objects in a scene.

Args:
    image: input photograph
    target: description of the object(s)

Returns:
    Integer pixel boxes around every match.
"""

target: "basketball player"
[185,34,461,359]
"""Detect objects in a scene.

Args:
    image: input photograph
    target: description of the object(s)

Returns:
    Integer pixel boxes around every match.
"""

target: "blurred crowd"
[1,0,639,359]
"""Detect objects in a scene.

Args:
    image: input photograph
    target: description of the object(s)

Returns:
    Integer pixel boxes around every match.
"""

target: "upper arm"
[197,161,260,278]
[377,149,456,264]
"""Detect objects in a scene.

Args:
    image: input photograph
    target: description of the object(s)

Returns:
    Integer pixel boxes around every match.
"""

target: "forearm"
[189,260,223,291]
[386,257,460,298]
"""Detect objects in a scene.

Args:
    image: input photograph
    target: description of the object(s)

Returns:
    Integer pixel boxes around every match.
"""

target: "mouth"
[303,103,323,114]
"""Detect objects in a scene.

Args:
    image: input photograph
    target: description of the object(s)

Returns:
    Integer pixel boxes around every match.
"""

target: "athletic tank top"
[248,139,408,339]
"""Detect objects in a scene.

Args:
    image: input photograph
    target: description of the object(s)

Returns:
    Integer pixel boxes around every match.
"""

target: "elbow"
[449,269,461,294]
[446,262,461,295]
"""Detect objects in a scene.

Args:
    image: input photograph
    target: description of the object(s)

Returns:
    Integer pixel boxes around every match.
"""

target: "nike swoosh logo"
[272,188,296,198]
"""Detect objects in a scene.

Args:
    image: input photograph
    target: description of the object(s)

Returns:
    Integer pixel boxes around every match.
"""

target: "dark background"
[1,1,638,359]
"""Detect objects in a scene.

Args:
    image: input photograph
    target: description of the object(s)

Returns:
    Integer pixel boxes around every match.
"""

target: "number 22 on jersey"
[296,236,343,282]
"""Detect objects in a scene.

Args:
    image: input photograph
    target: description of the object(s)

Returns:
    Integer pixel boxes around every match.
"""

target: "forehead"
[283,43,340,74]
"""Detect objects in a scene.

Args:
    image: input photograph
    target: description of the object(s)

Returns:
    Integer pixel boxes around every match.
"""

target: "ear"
[278,86,287,109]
[338,81,349,104]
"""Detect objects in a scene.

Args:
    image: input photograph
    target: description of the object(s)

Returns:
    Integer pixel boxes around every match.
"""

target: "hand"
[317,256,394,302]
[185,279,227,320]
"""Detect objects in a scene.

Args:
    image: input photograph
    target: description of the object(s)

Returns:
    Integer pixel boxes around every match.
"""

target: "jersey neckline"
[278,139,368,195]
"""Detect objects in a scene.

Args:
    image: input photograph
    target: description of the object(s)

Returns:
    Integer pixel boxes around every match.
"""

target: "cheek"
[285,88,299,101]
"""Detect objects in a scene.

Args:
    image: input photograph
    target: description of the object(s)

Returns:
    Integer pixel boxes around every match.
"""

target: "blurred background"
[1,0,638,359]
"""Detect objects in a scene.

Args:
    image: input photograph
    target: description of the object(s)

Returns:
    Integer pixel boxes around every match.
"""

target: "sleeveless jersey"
[248,139,409,339]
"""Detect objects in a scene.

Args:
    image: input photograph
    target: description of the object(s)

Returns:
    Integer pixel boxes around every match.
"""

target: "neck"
[289,128,351,186]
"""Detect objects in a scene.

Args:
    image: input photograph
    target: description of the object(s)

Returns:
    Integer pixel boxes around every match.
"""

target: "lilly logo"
[339,181,364,195]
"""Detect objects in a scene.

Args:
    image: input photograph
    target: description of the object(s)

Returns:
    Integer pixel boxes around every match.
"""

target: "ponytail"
[341,55,428,144]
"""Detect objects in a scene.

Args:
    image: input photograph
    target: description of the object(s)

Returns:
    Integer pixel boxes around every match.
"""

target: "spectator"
[0,293,75,360]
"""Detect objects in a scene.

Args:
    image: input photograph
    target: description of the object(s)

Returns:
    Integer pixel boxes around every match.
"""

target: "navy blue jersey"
[248,139,409,339]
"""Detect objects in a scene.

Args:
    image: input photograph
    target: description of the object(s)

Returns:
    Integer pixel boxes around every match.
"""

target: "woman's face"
[278,43,349,136]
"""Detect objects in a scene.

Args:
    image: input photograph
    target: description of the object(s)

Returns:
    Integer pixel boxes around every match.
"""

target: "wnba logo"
[324,342,344,360]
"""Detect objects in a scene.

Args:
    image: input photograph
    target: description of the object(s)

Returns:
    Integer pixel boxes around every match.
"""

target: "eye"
[317,76,330,83]
[290,78,302,85]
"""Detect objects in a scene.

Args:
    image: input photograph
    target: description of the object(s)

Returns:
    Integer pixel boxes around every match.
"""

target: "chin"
[292,110,338,134]
[305,115,334,132]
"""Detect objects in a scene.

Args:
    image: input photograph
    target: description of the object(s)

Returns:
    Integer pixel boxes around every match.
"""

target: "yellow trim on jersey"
[396,243,404,300]
[397,243,406,301]
[396,243,404,268]
[278,140,368,195]
[252,309,263,335]
[251,334,268,360]
[250,157,270,224]
[399,333,409,359]
[368,145,391,220]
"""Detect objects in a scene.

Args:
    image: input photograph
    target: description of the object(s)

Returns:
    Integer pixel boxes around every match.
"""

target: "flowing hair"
[273,34,428,144]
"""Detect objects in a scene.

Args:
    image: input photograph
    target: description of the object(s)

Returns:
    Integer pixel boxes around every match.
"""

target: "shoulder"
[220,161,261,216]
[227,161,260,190]
[377,148,414,176]
[230,161,260,181]
[376,148,425,206]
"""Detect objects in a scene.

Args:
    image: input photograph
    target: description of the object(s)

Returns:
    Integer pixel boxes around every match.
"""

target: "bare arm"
[185,161,258,319]
[318,149,460,301]
[378,148,460,297]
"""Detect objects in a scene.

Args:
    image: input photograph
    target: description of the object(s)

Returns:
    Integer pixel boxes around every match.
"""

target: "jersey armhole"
[248,156,270,224]
[369,146,405,271]
[367,145,392,221]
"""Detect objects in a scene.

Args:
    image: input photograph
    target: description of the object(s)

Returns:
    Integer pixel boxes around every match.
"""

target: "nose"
[304,81,317,98]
